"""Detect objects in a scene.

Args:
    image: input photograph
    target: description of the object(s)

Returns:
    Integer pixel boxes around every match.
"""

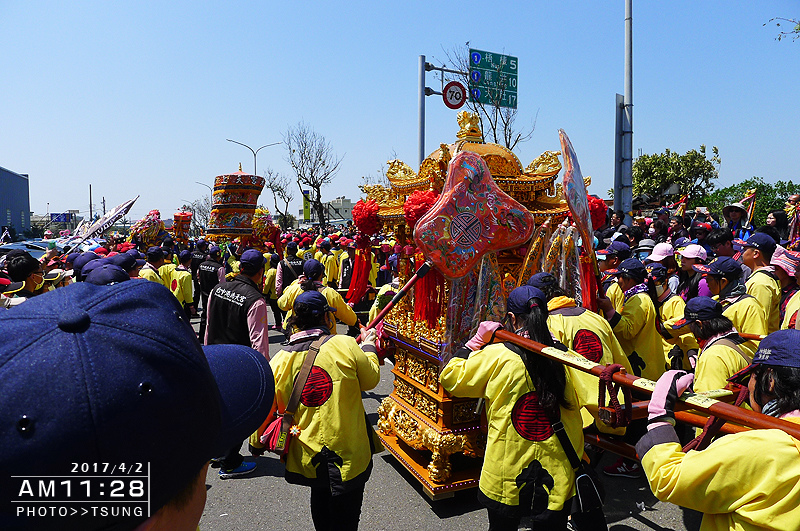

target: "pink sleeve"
[217,266,225,283]
[246,298,270,360]
[276,264,284,295]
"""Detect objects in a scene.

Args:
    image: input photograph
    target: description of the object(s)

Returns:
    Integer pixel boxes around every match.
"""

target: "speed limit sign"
[443,81,466,110]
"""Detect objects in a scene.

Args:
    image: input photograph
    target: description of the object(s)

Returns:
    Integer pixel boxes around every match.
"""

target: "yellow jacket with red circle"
[440,342,582,511]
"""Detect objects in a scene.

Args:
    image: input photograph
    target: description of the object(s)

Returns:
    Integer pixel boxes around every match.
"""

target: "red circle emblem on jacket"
[171,279,178,291]
[511,391,554,441]
[573,329,603,363]
[300,366,333,407]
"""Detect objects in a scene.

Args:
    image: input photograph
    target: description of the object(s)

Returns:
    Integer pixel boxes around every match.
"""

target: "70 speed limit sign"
[443,81,466,110]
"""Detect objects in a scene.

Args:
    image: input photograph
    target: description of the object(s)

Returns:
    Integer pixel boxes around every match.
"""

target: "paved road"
[195,318,700,531]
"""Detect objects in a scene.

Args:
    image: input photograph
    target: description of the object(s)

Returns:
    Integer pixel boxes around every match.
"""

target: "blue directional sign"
[468,48,518,109]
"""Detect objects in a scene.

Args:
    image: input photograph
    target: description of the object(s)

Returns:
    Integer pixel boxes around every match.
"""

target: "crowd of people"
[3,200,800,530]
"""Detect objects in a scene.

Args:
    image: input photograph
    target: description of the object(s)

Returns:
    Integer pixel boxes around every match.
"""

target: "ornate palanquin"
[369,113,571,499]
[206,164,265,240]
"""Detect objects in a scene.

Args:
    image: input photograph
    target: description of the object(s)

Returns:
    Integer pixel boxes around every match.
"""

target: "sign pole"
[418,55,426,167]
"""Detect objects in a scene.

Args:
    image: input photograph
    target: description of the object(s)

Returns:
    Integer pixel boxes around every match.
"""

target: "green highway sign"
[468,48,518,109]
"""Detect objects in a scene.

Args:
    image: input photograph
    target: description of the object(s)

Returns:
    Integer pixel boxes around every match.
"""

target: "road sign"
[50,213,72,223]
[468,48,518,109]
[442,81,466,110]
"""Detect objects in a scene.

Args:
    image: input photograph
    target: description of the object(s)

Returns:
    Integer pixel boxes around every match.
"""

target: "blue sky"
[1,1,798,223]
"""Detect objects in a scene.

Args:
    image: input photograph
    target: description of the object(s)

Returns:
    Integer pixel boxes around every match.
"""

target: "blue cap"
[646,262,668,283]
[730,329,800,384]
[295,290,333,315]
[672,296,723,329]
[286,241,298,252]
[527,272,558,290]
[694,256,742,277]
[303,258,324,279]
[240,249,265,270]
[673,237,691,249]
[65,252,81,264]
[208,244,221,255]
[597,241,631,259]
[147,246,165,261]
[72,252,100,271]
[654,207,670,216]
[85,264,131,285]
[507,285,547,315]
[0,281,274,528]
[612,258,647,281]
[126,248,144,259]
[179,250,192,262]
[78,256,106,280]
[108,252,145,272]
[736,233,777,255]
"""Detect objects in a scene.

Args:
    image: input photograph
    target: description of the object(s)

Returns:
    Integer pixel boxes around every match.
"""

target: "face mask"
[33,274,45,290]
[655,284,666,297]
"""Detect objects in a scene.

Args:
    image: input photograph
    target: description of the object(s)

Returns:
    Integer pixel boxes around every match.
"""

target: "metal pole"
[226,139,281,176]
[622,0,634,224]
[89,184,93,221]
[614,93,624,212]
[418,55,426,167]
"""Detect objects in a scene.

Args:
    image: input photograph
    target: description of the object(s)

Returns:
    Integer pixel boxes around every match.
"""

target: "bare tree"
[360,151,397,188]
[284,122,343,228]
[263,167,295,230]
[181,194,213,236]
[439,43,536,150]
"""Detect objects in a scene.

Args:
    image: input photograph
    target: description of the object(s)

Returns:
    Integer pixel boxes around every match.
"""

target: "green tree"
[632,145,720,203]
[695,177,800,227]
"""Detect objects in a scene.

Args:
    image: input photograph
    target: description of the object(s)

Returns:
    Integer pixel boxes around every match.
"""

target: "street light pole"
[226,139,281,176]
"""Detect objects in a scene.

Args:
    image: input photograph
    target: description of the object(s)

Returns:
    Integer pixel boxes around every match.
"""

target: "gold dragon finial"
[456,111,483,142]
[525,150,563,177]
[238,162,243,172]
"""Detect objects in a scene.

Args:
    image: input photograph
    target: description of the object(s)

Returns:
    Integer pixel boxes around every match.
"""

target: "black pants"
[310,485,365,531]
[217,443,244,471]
[486,500,607,531]
[199,293,209,342]
[268,297,284,330]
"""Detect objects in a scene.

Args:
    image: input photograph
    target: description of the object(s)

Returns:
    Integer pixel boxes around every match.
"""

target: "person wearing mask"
[276,241,304,296]
[205,249,270,479]
[441,286,606,531]
[636,330,800,530]
[675,244,711,301]
[264,291,381,531]
[278,259,358,339]
[596,241,631,312]
[646,263,698,371]
[738,233,781,334]
[5,251,45,301]
[529,272,631,437]
[694,257,767,358]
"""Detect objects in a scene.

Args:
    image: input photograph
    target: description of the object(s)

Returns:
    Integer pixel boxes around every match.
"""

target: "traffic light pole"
[418,55,468,166]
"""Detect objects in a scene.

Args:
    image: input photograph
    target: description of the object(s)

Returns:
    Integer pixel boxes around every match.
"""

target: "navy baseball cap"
[295,289,334,315]
[654,207,670,216]
[693,256,742,277]
[646,262,668,283]
[179,249,192,262]
[730,329,800,384]
[507,285,547,315]
[596,241,631,259]
[85,264,131,285]
[147,246,165,261]
[672,296,723,329]
[735,233,777,255]
[65,252,81,264]
[108,252,145,272]
[240,249,266,270]
[673,236,691,249]
[126,248,144,259]
[527,272,558,290]
[286,241,298,252]
[611,258,647,281]
[303,258,324,279]
[72,251,100,272]
[208,244,221,255]
[0,281,274,529]
[78,256,107,281]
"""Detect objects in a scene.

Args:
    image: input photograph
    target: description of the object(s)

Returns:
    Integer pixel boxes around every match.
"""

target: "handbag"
[261,336,325,457]
[551,420,605,513]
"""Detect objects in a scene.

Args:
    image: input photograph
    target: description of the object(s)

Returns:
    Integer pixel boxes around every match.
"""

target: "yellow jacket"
[138,263,163,285]
[781,289,800,329]
[693,336,751,394]
[638,418,800,531]
[746,269,781,334]
[169,266,193,305]
[606,281,624,313]
[263,267,278,300]
[610,292,666,381]
[440,343,582,511]
[158,263,176,292]
[659,294,699,369]
[547,297,631,435]
[721,295,767,358]
[270,334,381,489]
[278,281,358,334]
[320,253,339,286]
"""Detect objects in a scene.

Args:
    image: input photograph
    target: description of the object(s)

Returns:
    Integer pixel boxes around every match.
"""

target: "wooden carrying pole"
[492,329,800,440]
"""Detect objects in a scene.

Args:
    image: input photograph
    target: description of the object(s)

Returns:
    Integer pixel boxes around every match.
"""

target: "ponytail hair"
[511,295,571,419]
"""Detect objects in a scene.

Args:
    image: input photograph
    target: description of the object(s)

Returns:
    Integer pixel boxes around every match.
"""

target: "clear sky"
[1,1,798,223]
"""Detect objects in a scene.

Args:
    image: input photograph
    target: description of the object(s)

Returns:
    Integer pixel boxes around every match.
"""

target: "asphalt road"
[195,318,701,531]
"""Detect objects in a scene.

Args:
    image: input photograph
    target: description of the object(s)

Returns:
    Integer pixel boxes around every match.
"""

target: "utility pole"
[621,0,634,224]
[89,184,93,221]
[226,139,281,177]
[102,197,106,216]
